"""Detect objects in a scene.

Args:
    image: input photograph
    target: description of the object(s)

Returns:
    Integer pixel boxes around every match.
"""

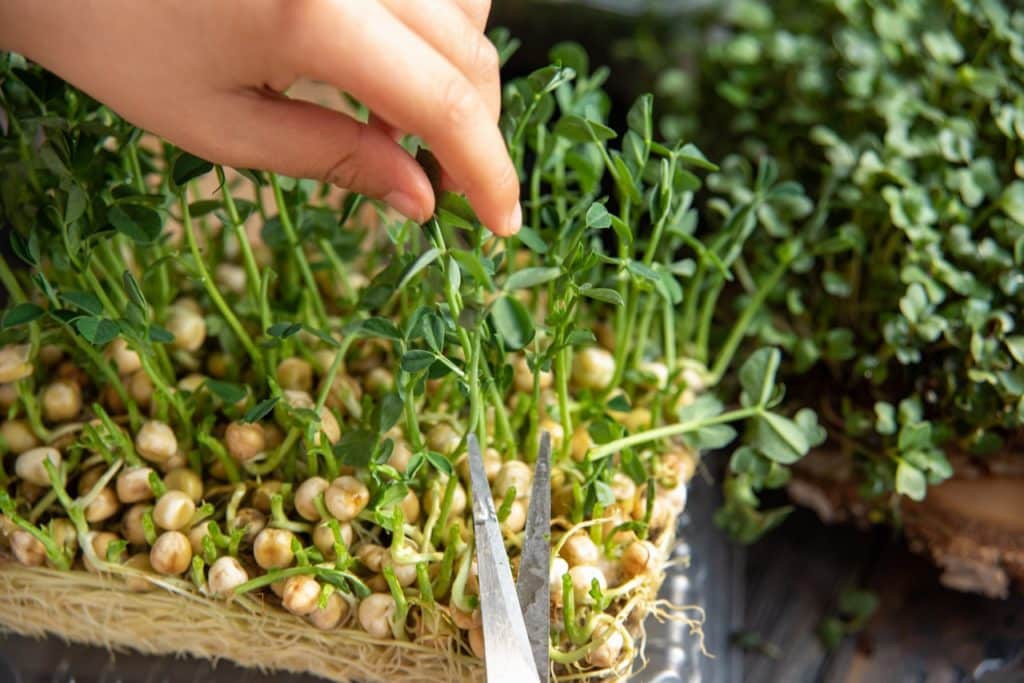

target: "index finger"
[290,1,520,235]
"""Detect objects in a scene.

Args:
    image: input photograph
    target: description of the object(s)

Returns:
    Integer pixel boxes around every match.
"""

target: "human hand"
[0,0,521,235]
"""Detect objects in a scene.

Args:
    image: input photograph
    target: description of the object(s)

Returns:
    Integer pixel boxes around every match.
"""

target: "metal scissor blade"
[517,432,551,683]
[467,434,540,683]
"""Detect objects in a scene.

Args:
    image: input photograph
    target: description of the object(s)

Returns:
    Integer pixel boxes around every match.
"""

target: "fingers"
[380,0,500,119]
[201,91,435,222]
[294,1,520,235]
[451,0,491,30]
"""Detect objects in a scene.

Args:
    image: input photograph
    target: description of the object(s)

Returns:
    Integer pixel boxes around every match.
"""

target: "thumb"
[198,91,435,222]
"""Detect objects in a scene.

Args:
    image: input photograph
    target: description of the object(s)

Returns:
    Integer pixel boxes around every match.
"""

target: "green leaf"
[109,205,162,243]
[875,402,896,435]
[579,287,624,306]
[333,429,376,468]
[897,422,932,452]
[61,291,103,316]
[447,255,461,294]
[586,203,612,229]
[451,249,495,290]
[424,451,454,477]
[148,325,174,344]
[612,154,642,204]
[606,394,631,412]
[1001,181,1024,224]
[678,394,724,423]
[74,317,120,346]
[267,322,302,339]
[204,379,246,404]
[895,461,927,501]
[187,199,223,217]
[687,424,738,450]
[627,94,653,142]
[593,480,615,506]
[171,152,214,189]
[621,450,647,485]
[379,392,403,433]
[64,184,87,225]
[565,329,597,347]
[739,348,781,407]
[588,418,623,446]
[752,413,808,465]
[505,267,560,291]
[436,192,477,228]
[401,350,436,374]
[9,232,38,267]
[625,260,660,287]
[550,42,588,77]
[922,31,964,63]
[1,302,44,329]
[374,482,410,511]
[794,409,827,447]
[1006,336,1024,364]
[516,226,549,254]
[243,396,279,423]
[397,247,441,292]
[526,64,575,94]
[421,313,445,352]
[123,270,148,312]
[552,115,617,143]
[490,295,535,351]
[676,143,718,171]
[360,317,402,342]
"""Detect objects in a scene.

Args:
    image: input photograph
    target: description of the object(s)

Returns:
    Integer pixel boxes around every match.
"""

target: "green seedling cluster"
[0,34,820,678]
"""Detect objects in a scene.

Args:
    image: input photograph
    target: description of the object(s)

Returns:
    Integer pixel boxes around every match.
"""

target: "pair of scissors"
[466,432,552,683]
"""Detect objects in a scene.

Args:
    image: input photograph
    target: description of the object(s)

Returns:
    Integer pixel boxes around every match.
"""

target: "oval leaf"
[505,267,561,291]
[490,295,535,351]
[1,302,44,329]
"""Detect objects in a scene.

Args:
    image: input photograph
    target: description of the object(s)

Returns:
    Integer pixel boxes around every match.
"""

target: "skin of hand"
[0,0,522,235]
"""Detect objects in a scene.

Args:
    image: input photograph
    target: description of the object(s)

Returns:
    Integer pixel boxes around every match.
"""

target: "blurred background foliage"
[495,0,1024,530]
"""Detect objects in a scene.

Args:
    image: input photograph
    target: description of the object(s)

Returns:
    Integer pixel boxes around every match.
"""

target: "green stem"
[402,378,425,452]
[138,353,192,442]
[416,562,434,605]
[197,432,241,483]
[708,254,792,383]
[248,427,301,477]
[694,276,725,364]
[269,174,328,326]
[633,294,658,367]
[554,344,573,460]
[382,566,410,641]
[589,406,760,460]
[662,298,677,375]
[480,360,513,450]
[180,194,263,366]
[431,526,459,598]
[217,167,262,303]
[314,335,356,413]
[317,238,355,303]
[679,259,707,348]
[82,268,120,319]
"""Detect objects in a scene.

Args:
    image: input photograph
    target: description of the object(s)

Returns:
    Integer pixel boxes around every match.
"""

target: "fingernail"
[505,203,522,236]
[384,191,425,223]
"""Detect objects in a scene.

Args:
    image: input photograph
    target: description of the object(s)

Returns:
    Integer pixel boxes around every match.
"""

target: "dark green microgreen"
[1,302,44,329]
[204,379,247,405]
[243,396,279,423]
